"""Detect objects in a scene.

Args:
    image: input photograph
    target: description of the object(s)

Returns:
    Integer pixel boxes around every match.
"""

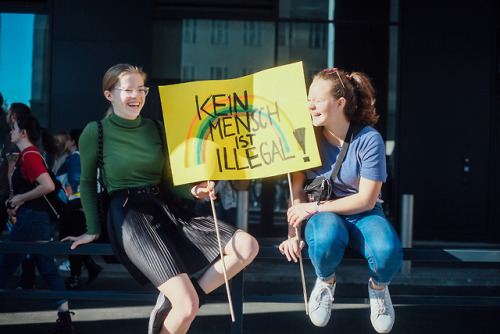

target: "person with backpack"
[63,63,258,334]
[279,68,402,333]
[0,103,37,290]
[0,113,76,334]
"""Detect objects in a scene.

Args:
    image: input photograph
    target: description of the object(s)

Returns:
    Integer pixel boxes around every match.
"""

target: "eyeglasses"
[322,68,346,97]
[114,86,150,97]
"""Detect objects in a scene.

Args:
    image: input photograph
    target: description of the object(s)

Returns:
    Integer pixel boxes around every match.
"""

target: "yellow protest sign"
[159,62,321,185]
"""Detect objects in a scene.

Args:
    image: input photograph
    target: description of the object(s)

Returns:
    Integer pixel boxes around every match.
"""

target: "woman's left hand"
[287,202,316,228]
[8,195,25,209]
[191,181,216,200]
[61,233,100,250]
[279,237,306,263]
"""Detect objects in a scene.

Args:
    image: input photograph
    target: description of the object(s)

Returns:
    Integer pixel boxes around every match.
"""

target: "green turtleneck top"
[79,113,191,235]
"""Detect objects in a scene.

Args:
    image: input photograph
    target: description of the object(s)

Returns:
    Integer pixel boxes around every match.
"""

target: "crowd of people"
[0,63,401,334]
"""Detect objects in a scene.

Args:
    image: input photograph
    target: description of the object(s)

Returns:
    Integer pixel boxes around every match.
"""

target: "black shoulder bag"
[303,123,363,203]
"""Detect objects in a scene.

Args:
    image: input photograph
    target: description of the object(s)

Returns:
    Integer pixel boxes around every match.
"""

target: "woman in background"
[0,113,75,333]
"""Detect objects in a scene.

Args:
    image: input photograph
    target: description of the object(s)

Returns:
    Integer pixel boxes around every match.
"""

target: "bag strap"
[20,150,45,166]
[19,150,56,179]
[96,120,107,228]
[96,120,105,189]
[329,123,363,184]
[152,119,165,152]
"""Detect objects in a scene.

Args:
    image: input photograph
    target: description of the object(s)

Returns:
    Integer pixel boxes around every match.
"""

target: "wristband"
[307,202,321,216]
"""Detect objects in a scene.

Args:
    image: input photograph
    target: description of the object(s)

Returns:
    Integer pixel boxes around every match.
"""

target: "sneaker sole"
[148,293,165,334]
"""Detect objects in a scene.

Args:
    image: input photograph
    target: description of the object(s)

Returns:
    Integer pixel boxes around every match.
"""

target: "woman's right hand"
[279,237,305,263]
[191,181,216,200]
[61,233,99,250]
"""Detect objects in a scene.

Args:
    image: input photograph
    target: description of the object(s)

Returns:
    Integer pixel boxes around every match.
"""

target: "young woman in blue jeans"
[0,113,75,333]
[279,68,402,333]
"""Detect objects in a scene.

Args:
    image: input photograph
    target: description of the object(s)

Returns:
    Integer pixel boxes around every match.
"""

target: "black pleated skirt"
[106,187,238,287]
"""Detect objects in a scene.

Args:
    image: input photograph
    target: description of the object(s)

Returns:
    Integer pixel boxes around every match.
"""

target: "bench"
[1,241,500,333]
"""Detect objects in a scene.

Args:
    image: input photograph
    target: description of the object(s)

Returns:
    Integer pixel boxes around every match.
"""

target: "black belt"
[112,185,161,197]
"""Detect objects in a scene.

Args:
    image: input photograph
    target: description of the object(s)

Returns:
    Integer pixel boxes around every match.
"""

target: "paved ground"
[1,297,500,334]
[1,252,500,334]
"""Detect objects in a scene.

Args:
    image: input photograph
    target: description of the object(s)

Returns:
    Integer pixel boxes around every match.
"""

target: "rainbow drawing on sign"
[184,94,297,168]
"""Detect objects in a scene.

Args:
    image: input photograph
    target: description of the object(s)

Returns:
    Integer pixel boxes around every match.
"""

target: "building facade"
[0,0,499,244]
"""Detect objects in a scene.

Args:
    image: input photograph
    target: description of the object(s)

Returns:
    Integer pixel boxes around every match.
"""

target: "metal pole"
[400,194,414,274]
[236,190,248,231]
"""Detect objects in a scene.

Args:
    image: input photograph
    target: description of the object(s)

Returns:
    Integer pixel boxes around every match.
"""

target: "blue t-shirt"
[305,126,387,199]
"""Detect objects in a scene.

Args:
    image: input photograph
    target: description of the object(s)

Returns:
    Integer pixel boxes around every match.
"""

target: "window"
[182,66,195,82]
[153,19,274,81]
[309,23,327,49]
[0,13,50,124]
[278,22,295,47]
[210,20,229,45]
[151,0,395,232]
[243,21,262,46]
[0,13,35,106]
[210,66,228,80]
[183,19,197,44]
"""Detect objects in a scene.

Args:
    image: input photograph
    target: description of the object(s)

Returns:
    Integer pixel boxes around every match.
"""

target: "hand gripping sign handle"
[287,173,309,314]
[208,181,236,322]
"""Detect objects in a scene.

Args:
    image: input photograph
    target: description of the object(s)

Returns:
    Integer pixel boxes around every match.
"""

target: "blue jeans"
[0,207,67,308]
[304,204,402,287]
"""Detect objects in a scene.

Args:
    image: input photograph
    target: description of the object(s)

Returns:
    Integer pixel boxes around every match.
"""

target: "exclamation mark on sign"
[293,127,310,162]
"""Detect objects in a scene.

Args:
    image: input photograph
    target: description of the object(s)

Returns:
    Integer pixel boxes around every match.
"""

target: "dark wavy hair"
[15,114,58,157]
[9,102,31,119]
[313,69,379,127]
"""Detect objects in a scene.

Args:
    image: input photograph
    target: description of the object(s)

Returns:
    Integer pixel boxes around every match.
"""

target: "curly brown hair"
[313,69,379,127]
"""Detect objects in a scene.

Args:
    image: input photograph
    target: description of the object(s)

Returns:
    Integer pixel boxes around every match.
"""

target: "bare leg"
[198,230,259,294]
[158,274,199,334]
[157,230,258,334]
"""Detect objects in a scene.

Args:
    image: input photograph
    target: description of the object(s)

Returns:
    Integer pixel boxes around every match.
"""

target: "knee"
[372,242,403,268]
[233,232,259,264]
[178,307,198,326]
[247,235,259,261]
[172,295,199,325]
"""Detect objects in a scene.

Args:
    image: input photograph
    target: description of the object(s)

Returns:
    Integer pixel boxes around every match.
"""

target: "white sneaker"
[59,260,71,271]
[308,277,335,327]
[368,278,395,333]
[148,292,171,334]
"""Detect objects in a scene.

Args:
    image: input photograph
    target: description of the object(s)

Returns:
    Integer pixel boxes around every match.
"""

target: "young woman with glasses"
[63,63,259,334]
[279,68,403,334]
